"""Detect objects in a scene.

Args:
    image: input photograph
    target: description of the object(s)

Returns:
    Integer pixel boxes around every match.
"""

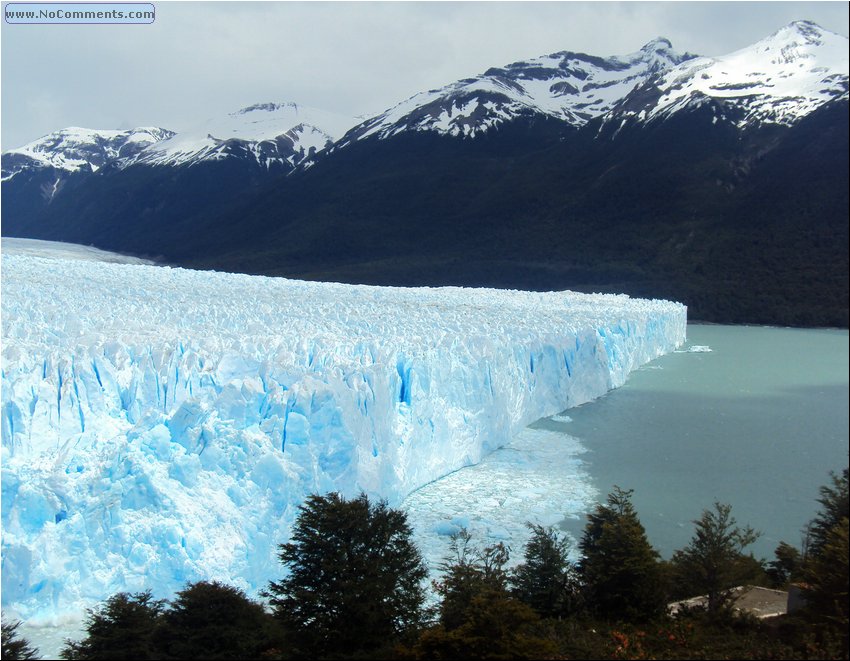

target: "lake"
[405,324,849,567]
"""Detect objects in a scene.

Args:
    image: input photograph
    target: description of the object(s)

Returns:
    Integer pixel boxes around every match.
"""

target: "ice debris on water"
[676,345,713,353]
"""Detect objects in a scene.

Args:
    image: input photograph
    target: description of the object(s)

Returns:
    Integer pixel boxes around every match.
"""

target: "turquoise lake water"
[543,324,849,560]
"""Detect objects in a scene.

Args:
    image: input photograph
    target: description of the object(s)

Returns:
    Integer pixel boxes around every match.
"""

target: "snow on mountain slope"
[338,20,847,145]
[1,103,357,181]
[336,39,696,144]
[614,20,849,127]
[1,127,174,180]
[1,246,686,620]
[132,102,357,168]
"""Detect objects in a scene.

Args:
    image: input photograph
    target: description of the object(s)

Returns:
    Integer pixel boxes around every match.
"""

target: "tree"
[802,516,849,656]
[798,469,850,655]
[61,591,165,660]
[510,523,580,618]
[409,592,557,660]
[803,517,849,615]
[578,486,665,621]
[158,581,281,659]
[433,528,510,631]
[266,492,427,658]
[766,541,803,587]
[807,468,848,559]
[670,502,760,615]
[409,529,557,659]
[2,620,40,661]
[762,470,848,594]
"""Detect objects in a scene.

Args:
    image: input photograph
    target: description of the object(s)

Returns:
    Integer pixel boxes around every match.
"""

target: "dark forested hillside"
[181,100,848,327]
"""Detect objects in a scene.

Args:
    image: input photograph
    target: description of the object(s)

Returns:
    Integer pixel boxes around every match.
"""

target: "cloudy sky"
[1,1,848,148]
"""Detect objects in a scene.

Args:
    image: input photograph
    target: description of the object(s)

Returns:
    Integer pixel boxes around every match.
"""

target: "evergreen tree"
[266,492,427,658]
[158,581,281,659]
[510,523,580,618]
[670,502,760,615]
[2,620,40,661]
[60,591,165,660]
[578,486,665,621]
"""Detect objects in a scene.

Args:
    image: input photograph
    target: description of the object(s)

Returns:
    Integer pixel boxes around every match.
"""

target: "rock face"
[1,243,686,620]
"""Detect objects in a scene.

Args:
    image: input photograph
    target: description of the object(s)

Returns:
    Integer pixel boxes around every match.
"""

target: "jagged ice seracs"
[1,244,686,622]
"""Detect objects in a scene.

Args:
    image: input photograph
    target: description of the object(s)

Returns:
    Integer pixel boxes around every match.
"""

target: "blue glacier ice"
[1,241,686,623]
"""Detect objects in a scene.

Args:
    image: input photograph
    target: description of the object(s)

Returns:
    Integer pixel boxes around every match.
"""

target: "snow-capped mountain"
[1,102,357,218]
[1,102,356,181]
[336,20,846,149]
[608,20,849,128]
[132,102,357,169]
[3,21,845,178]
[2,21,847,327]
[335,38,697,145]
[1,126,174,180]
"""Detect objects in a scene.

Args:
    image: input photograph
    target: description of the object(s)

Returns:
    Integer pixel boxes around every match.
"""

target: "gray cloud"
[2,1,848,148]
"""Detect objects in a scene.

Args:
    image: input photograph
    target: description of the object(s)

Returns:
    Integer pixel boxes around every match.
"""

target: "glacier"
[1,243,685,622]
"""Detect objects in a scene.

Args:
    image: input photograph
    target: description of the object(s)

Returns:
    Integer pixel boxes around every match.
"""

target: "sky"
[1,1,848,149]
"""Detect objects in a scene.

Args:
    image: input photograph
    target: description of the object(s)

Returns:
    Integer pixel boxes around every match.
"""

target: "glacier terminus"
[1,240,686,622]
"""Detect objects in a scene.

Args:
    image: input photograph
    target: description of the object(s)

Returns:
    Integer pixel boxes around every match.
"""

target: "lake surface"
[547,324,849,560]
[406,324,849,569]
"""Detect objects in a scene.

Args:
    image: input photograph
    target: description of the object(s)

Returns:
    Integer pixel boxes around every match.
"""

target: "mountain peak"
[631,36,694,73]
[785,19,827,41]
[758,19,847,53]
[232,102,299,116]
[611,18,848,129]
[641,37,674,53]
[742,18,847,69]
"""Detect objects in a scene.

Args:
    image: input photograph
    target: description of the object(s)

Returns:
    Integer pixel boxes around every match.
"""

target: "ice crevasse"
[1,252,686,620]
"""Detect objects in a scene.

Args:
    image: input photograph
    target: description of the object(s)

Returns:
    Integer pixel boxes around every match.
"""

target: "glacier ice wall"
[1,253,686,620]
